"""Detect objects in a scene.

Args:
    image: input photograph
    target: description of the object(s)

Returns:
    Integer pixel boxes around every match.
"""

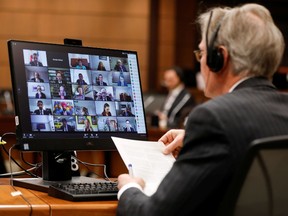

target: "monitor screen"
[8,40,147,152]
[8,40,148,191]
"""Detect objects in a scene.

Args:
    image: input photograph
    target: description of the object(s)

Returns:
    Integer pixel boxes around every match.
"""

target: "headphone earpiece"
[207,42,224,72]
[206,12,224,73]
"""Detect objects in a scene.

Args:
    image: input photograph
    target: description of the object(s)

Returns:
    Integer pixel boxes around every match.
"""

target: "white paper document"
[111,136,176,196]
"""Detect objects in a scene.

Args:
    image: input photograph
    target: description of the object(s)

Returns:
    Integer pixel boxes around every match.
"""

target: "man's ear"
[219,46,229,69]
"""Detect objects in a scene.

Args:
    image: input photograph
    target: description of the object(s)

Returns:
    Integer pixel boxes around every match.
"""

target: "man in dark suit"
[30,72,44,82]
[117,4,288,216]
[76,73,87,85]
[123,119,134,132]
[96,74,107,86]
[35,85,46,99]
[30,53,43,66]
[34,100,50,115]
[157,66,195,129]
[60,118,74,132]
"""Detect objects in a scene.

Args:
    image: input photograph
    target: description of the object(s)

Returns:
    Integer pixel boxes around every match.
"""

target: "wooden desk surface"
[0,178,117,216]
[0,184,50,216]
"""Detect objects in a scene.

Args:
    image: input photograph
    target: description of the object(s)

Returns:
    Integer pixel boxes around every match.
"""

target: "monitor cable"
[0,132,39,178]
[0,167,38,177]
[20,151,42,175]
[72,156,112,181]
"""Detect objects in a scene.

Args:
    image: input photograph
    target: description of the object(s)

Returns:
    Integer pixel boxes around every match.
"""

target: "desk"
[0,178,117,216]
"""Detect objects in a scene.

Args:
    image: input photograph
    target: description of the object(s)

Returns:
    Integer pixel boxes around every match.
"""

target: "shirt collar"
[170,84,185,96]
[229,77,252,92]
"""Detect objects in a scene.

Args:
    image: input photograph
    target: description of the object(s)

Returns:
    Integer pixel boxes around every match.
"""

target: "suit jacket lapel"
[167,89,187,117]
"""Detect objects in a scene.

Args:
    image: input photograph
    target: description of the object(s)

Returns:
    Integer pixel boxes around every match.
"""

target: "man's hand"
[159,129,185,158]
[117,174,145,190]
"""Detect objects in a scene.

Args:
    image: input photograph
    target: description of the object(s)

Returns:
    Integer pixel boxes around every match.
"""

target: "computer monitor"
[8,40,147,191]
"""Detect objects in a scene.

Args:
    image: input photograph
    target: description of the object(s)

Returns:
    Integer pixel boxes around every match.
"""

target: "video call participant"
[58,85,67,99]
[117,4,288,216]
[30,53,43,66]
[119,92,131,102]
[35,85,46,99]
[103,118,112,131]
[109,119,118,131]
[55,71,66,84]
[157,66,195,129]
[96,74,107,86]
[83,118,93,132]
[114,59,127,72]
[123,119,134,132]
[95,88,113,101]
[60,118,74,132]
[97,61,106,71]
[34,100,50,115]
[117,73,128,86]
[76,73,88,85]
[101,103,112,116]
[102,117,117,131]
[74,85,85,100]
[30,72,44,82]
[75,59,86,69]
[121,105,134,117]
[81,107,89,116]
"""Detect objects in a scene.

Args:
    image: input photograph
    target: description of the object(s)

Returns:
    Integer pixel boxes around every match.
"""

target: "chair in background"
[217,135,288,216]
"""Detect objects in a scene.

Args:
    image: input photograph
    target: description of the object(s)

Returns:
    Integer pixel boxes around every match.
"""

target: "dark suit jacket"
[60,124,74,132]
[76,79,87,85]
[56,80,66,84]
[117,81,128,86]
[117,77,288,216]
[34,109,50,115]
[124,127,134,132]
[165,88,195,128]
[35,92,46,99]
[114,65,127,72]
[31,78,44,82]
[30,61,43,66]
[96,81,107,86]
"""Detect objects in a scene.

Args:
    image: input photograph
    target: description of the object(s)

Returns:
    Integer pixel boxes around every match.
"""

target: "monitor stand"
[12,151,102,192]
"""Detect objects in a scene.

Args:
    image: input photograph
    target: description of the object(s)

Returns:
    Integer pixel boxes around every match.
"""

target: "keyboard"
[48,181,118,201]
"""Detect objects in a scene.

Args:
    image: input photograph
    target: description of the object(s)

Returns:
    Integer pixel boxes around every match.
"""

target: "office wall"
[157,0,176,84]
[0,0,150,91]
[147,0,200,92]
[0,1,287,93]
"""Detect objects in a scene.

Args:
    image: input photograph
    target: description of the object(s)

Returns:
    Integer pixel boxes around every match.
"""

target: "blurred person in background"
[156,66,195,129]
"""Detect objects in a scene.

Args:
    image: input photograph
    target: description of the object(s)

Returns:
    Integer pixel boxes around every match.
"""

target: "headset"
[206,11,224,73]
